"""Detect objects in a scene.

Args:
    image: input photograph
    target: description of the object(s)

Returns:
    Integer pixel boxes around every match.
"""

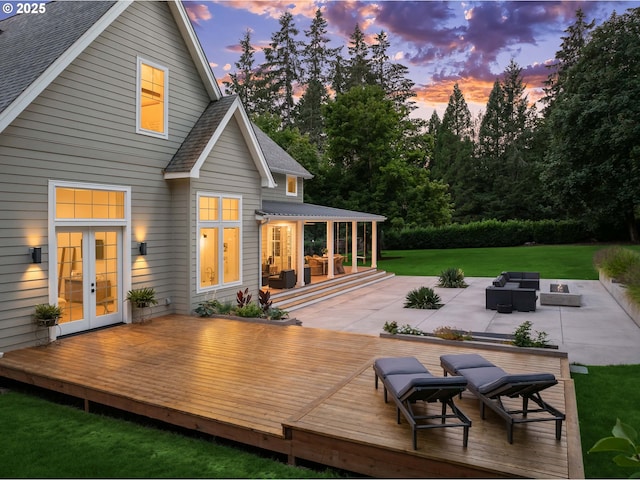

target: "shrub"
[383,219,592,250]
[512,321,550,348]
[433,326,470,341]
[382,321,425,335]
[588,418,640,475]
[266,307,289,320]
[194,299,221,317]
[236,288,252,308]
[234,303,263,318]
[404,286,442,309]
[438,267,468,288]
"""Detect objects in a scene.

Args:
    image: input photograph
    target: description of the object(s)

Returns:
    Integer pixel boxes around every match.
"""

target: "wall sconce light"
[31,247,42,264]
[139,242,147,256]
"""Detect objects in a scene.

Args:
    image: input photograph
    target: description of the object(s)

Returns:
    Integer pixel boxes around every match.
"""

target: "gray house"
[0,0,384,352]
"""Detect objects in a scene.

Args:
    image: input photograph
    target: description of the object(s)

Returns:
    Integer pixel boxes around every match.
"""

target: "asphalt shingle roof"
[0,1,116,114]
[252,126,313,179]
[164,96,238,173]
[259,200,386,222]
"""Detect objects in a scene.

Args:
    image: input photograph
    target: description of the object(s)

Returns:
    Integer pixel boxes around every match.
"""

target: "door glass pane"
[200,227,218,287]
[223,227,240,283]
[95,231,118,317]
[57,232,84,323]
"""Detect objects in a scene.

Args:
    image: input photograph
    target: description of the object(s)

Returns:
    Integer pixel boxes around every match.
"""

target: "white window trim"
[136,56,169,139]
[48,180,132,319]
[286,175,298,196]
[196,192,243,293]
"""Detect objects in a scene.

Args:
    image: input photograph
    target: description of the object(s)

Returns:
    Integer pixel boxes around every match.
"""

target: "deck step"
[272,270,395,312]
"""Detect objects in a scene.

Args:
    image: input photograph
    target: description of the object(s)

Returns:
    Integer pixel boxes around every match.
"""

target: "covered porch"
[257,201,386,290]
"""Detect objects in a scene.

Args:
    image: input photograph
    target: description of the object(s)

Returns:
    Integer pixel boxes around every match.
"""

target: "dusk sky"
[2,1,639,119]
[184,0,639,118]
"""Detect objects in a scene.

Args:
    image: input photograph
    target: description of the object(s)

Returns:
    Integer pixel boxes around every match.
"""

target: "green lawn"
[377,244,640,279]
[0,388,339,478]
[572,365,640,479]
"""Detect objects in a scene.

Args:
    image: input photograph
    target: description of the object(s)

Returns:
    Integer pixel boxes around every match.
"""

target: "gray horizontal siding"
[0,1,213,351]
[261,173,305,203]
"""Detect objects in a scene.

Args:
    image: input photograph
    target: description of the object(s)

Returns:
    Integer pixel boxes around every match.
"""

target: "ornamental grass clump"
[593,246,640,280]
[433,326,471,341]
[438,267,468,288]
[404,286,442,309]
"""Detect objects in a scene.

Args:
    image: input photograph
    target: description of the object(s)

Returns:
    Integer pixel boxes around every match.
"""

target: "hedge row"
[382,219,592,250]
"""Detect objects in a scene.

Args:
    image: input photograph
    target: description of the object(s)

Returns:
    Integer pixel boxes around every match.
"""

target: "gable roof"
[252,127,313,179]
[164,96,275,187]
[0,0,220,134]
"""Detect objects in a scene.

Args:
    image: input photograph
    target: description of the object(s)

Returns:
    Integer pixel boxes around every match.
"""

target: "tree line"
[223,7,640,242]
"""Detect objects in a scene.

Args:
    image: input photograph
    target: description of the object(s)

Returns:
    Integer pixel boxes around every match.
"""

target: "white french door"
[56,228,123,335]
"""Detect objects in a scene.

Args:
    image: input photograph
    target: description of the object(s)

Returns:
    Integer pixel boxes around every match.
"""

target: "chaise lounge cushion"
[386,373,468,399]
[374,356,429,378]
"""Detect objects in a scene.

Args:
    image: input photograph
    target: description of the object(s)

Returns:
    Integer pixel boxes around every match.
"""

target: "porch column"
[371,221,378,268]
[296,220,305,287]
[326,221,335,279]
[351,221,358,273]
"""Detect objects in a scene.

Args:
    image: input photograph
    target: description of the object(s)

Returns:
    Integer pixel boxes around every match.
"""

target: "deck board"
[0,315,583,478]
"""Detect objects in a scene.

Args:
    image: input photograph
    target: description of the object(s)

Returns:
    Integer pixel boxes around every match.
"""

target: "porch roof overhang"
[257,200,386,223]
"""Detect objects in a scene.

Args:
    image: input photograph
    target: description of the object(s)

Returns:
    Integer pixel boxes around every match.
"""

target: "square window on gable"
[286,175,297,196]
[136,57,168,139]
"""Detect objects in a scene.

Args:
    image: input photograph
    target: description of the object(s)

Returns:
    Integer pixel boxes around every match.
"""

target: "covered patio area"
[257,200,386,289]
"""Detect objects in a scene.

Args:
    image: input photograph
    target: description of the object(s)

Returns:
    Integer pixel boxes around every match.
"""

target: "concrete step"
[272,270,395,312]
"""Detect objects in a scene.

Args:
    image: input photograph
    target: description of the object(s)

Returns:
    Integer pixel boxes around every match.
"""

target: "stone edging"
[379,333,566,357]
[599,271,640,328]
[210,314,302,326]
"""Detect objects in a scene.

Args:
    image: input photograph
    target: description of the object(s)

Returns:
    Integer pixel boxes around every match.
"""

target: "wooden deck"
[0,315,583,478]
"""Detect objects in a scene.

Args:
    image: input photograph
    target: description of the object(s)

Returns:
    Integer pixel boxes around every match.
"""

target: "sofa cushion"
[493,275,507,287]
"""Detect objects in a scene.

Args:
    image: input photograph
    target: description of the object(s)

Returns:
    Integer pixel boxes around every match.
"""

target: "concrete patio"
[293,276,640,366]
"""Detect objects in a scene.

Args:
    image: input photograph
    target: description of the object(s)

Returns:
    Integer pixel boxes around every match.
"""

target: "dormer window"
[136,57,168,139]
[286,175,297,196]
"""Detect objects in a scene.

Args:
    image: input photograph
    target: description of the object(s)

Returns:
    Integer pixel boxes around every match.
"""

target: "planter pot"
[599,270,640,328]
[36,317,60,327]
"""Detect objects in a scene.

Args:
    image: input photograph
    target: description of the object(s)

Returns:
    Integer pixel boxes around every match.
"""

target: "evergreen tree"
[543,9,594,111]
[345,24,372,89]
[295,9,340,147]
[223,29,266,117]
[477,61,542,220]
[431,84,477,222]
[262,11,303,125]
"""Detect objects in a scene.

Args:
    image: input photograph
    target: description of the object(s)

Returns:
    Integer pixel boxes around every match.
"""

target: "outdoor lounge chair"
[373,357,471,449]
[268,269,296,289]
[439,353,565,444]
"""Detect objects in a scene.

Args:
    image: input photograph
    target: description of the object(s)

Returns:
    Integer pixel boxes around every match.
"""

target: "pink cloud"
[185,3,212,25]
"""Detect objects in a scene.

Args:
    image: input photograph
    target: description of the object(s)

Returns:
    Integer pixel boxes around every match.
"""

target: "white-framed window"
[286,175,297,196]
[136,57,168,139]
[197,193,242,291]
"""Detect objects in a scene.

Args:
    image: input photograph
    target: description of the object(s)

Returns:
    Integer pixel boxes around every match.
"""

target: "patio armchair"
[307,256,324,276]
[373,357,471,449]
[334,255,345,274]
[268,269,296,289]
[440,353,565,444]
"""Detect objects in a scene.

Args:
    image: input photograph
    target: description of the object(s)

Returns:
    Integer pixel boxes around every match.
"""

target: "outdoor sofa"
[440,353,565,444]
[486,271,540,312]
[373,357,471,449]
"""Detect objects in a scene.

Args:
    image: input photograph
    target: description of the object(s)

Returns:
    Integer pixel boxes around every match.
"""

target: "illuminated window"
[198,193,242,289]
[55,187,125,219]
[286,175,297,196]
[137,58,168,138]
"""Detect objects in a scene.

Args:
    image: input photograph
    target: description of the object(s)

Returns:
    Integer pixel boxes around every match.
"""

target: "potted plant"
[126,287,158,309]
[34,303,63,327]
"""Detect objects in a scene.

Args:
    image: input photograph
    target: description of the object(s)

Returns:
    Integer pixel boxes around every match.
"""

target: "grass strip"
[0,389,339,478]
[572,364,640,478]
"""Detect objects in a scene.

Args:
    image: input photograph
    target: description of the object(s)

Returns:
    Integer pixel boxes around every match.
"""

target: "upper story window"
[286,175,297,196]
[136,57,168,139]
